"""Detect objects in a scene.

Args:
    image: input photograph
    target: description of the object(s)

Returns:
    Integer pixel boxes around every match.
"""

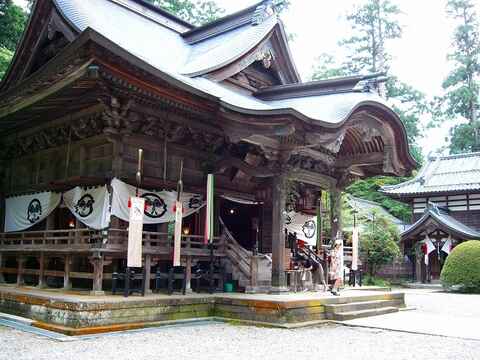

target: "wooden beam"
[0,61,92,119]
[288,169,336,190]
[335,152,384,168]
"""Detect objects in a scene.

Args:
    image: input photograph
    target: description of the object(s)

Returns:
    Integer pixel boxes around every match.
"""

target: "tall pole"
[270,172,287,293]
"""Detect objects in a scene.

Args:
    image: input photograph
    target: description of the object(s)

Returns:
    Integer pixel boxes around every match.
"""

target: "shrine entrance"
[220,198,261,251]
[428,251,444,280]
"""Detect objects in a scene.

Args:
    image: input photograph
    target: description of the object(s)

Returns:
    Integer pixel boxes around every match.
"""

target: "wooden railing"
[0,229,103,251]
[219,218,252,280]
[107,229,224,256]
[0,228,224,257]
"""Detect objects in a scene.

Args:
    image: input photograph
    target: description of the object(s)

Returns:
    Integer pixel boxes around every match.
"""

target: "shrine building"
[0,0,416,295]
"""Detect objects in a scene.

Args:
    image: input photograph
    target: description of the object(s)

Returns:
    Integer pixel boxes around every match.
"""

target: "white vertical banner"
[128,197,144,268]
[351,227,359,271]
[173,200,183,266]
[204,174,214,244]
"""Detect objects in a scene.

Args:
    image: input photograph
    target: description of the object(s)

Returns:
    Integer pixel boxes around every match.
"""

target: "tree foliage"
[345,176,412,223]
[360,211,400,277]
[144,0,224,26]
[340,0,402,74]
[0,0,27,51]
[310,0,426,164]
[0,0,27,80]
[311,53,348,81]
[434,0,480,153]
[441,240,480,293]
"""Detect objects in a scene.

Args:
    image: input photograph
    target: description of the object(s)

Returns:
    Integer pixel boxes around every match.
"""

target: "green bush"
[440,241,480,293]
[360,213,401,277]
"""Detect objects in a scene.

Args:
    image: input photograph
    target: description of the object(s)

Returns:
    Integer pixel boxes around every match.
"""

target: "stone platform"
[0,285,405,335]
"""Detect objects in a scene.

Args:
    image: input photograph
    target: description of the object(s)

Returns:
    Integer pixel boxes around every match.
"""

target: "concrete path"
[343,288,480,340]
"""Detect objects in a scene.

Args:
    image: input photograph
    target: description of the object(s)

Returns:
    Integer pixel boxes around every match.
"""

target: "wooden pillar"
[0,253,5,283]
[270,173,287,292]
[143,254,152,294]
[185,256,192,293]
[89,254,105,295]
[16,256,26,287]
[330,188,342,242]
[63,254,72,290]
[37,253,46,288]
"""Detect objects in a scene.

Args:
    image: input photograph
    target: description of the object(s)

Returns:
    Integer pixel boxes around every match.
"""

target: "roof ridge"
[182,0,268,43]
[431,151,480,161]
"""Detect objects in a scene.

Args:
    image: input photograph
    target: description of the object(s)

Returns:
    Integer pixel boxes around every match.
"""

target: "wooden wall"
[411,192,480,231]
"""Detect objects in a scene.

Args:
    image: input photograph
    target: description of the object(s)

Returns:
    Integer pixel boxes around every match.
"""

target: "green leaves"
[360,212,401,277]
[0,0,27,52]
[441,240,480,293]
[144,0,224,26]
[346,176,412,223]
[434,0,480,152]
[0,46,13,81]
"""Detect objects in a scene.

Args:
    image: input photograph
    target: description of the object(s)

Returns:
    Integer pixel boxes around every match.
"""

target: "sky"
[14,0,478,156]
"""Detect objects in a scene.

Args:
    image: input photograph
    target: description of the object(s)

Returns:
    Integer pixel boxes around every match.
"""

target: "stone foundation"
[0,286,405,335]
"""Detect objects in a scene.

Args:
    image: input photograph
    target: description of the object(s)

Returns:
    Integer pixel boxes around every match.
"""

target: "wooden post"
[63,254,72,290]
[143,254,152,294]
[185,255,192,293]
[270,173,287,293]
[89,254,105,295]
[330,188,342,242]
[16,256,26,287]
[0,253,5,283]
[37,253,45,288]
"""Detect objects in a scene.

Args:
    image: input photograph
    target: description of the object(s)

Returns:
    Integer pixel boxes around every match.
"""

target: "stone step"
[0,312,34,326]
[324,299,402,314]
[328,306,399,321]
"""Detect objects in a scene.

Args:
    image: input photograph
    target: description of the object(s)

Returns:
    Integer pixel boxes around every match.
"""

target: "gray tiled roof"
[53,0,393,126]
[401,204,480,240]
[381,152,480,196]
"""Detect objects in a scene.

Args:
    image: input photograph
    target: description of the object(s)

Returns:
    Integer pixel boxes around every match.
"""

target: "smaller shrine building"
[382,152,480,283]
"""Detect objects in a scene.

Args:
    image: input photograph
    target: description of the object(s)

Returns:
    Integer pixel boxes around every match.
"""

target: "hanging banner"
[441,236,453,255]
[351,227,359,271]
[5,192,61,232]
[285,211,317,246]
[63,185,110,230]
[204,174,214,244]
[110,178,204,224]
[422,236,436,265]
[173,199,183,266]
[128,196,144,267]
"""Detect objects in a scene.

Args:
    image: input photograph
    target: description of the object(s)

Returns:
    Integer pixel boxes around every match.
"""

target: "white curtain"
[4,191,61,232]
[63,185,111,230]
[285,211,317,245]
[110,178,205,224]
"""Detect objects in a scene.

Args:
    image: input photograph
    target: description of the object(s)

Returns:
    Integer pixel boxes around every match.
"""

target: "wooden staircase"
[219,218,253,289]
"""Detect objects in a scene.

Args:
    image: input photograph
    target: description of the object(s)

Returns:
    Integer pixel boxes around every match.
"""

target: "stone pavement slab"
[343,288,480,340]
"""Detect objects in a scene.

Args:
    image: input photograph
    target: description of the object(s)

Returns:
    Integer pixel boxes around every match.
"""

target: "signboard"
[128,197,144,267]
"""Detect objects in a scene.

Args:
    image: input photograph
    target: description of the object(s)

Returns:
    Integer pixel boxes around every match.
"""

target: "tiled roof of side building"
[381,152,480,197]
[401,203,480,240]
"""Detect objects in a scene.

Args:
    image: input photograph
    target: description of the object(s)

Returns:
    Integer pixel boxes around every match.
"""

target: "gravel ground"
[1,322,479,360]
[2,290,480,360]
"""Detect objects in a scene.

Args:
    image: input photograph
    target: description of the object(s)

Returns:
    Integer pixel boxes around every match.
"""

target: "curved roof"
[0,0,416,172]
[382,152,480,197]
[51,0,401,126]
[401,204,480,240]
